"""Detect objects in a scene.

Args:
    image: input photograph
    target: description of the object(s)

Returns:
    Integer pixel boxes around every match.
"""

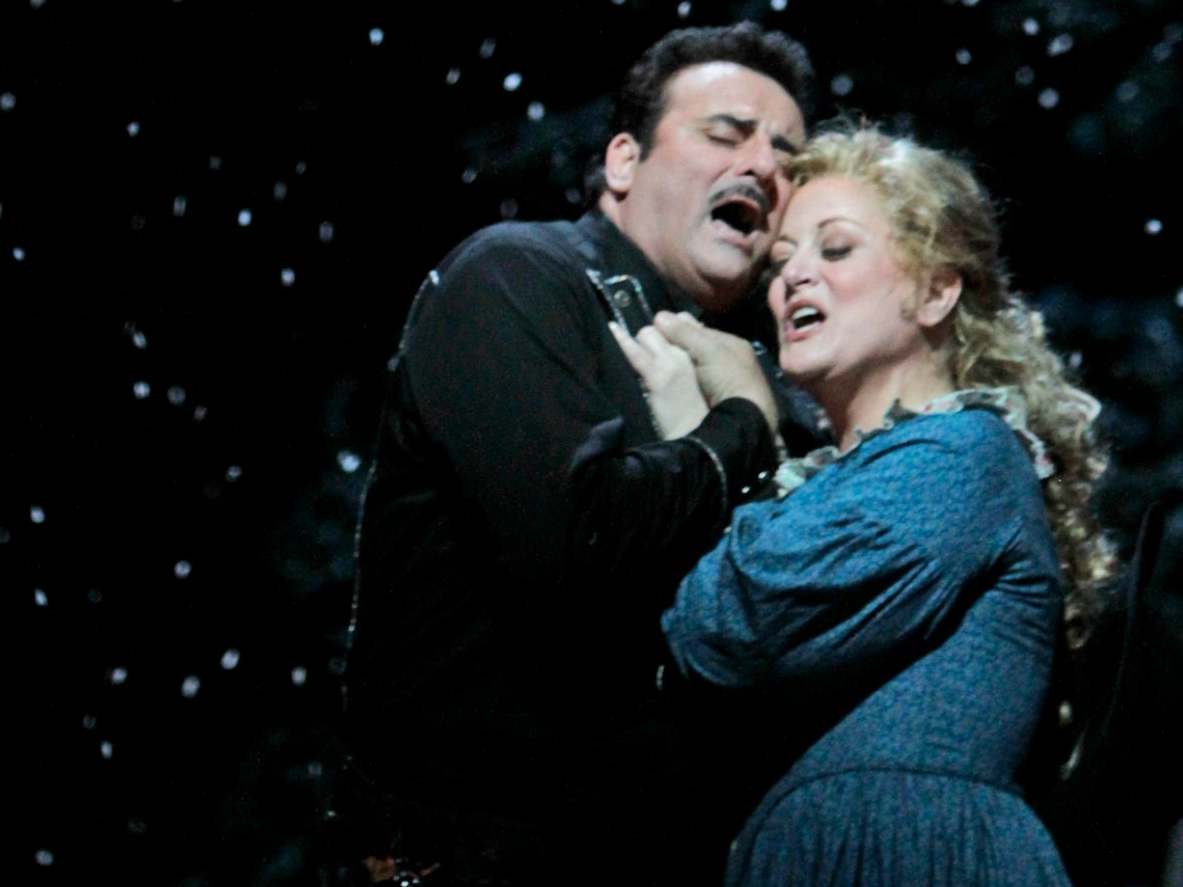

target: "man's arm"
[397,226,778,589]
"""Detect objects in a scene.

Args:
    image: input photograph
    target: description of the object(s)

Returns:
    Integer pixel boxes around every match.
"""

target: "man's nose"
[736,133,781,192]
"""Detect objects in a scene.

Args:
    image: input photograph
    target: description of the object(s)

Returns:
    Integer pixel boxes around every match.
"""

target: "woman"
[615,127,1115,885]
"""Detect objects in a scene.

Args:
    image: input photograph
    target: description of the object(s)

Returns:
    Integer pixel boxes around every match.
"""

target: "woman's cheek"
[767,276,787,316]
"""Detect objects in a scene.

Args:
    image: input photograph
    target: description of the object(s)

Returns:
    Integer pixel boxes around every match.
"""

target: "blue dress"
[662,400,1072,885]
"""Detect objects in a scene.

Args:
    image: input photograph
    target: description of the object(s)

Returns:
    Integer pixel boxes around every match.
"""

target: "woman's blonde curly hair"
[788,125,1116,647]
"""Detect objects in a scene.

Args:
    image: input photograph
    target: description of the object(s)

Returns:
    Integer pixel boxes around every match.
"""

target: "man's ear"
[917,267,962,328]
[603,133,641,196]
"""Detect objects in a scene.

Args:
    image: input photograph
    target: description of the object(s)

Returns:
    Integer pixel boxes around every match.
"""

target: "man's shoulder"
[440,218,587,275]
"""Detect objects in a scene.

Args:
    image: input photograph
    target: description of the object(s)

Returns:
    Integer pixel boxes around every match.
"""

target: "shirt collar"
[576,211,703,318]
[772,386,1058,498]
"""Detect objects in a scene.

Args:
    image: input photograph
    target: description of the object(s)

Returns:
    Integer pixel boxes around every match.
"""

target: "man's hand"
[609,321,709,440]
[653,311,778,435]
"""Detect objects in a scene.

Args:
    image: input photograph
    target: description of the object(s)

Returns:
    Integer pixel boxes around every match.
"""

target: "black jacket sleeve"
[399,226,778,590]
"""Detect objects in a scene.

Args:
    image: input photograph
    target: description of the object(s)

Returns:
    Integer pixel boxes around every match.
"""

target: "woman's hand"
[609,321,709,440]
[653,312,779,437]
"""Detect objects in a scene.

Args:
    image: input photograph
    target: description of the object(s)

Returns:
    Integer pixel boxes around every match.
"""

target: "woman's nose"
[780,254,816,291]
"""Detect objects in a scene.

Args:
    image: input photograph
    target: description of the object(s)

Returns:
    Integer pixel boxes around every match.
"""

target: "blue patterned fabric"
[662,406,1072,885]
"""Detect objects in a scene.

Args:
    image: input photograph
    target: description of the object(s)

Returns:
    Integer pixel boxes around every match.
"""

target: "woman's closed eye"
[821,244,852,261]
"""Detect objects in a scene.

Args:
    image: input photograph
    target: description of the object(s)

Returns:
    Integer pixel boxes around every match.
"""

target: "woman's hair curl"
[789,124,1115,646]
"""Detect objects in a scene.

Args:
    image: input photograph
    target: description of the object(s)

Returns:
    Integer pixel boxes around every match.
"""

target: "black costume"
[345,211,813,883]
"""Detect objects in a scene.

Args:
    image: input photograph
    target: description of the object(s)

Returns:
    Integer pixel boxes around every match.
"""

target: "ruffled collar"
[773,387,1056,498]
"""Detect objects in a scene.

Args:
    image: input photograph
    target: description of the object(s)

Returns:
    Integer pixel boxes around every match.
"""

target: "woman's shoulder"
[857,395,1043,475]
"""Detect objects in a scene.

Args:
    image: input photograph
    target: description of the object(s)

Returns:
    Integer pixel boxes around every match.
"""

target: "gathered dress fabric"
[662,401,1073,886]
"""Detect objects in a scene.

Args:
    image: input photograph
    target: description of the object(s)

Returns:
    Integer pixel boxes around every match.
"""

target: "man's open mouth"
[708,184,770,237]
[710,199,762,236]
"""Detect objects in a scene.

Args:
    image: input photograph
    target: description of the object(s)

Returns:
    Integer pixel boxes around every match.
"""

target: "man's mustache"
[708,183,771,218]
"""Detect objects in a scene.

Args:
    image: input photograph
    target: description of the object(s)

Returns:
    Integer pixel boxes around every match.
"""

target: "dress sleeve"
[661,411,1042,687]
[399,227,777,589]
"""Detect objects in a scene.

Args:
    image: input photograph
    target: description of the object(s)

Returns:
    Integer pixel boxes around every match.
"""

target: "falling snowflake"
[30,505,46,524]
[221,649,241,670]
[831,74,854,97]
[503,72,523,92]
[181,676,201,698]
[35,589,48,607]
[1145,219,1163,235]
[1047,34,1074,57]
[237,208,252,227]
[1037,88,1059,109]
[368,27,384,46]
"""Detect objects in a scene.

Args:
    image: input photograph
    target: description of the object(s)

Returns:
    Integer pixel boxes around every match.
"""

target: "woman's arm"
[662,409,1056,688]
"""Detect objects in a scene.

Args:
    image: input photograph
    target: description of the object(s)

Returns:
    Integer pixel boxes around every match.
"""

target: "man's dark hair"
[586,21,815,201]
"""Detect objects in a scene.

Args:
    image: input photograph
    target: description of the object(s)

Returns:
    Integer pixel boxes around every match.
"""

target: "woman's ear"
[917,267,962,328]
[603,133,641,196]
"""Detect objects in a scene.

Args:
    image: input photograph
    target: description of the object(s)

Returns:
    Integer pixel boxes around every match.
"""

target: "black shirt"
[346,211,806,881]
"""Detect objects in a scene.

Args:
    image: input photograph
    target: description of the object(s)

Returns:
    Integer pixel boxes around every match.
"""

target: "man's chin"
[693,268,756,314]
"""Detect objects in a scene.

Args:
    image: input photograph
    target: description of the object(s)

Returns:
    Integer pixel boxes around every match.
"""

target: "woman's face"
[767,175,926,397]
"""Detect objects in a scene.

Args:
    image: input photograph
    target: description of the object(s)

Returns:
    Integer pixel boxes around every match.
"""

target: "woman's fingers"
[635,324,678,357]
[608,321,655,378]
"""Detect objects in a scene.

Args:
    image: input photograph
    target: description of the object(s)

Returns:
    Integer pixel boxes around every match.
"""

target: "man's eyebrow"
[703,114,802,155]
[771,133,801,155]
[705,113,757,133]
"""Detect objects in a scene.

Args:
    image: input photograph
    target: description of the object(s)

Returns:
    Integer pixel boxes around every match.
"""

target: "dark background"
[5,0,1180,884]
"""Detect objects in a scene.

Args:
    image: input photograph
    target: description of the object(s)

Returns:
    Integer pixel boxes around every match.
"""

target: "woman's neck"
[817,359,955,452]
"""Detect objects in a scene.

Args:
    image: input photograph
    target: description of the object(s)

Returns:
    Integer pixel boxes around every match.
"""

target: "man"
[345,23,814,885]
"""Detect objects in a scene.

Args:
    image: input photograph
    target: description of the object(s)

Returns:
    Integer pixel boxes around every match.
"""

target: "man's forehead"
[662,61,802,133]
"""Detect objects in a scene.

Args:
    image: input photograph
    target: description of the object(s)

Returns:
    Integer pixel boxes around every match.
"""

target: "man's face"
[613,61,805,314]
